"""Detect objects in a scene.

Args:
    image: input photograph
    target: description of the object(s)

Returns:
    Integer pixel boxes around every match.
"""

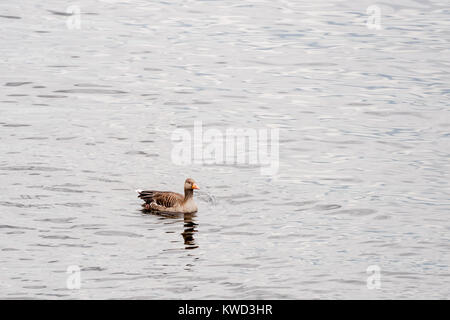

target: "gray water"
[0,0,449,299]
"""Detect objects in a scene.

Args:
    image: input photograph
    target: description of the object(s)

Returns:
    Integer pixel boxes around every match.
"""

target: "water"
[0,0,449,299]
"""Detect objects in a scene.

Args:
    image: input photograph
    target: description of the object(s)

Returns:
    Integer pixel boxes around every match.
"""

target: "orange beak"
[192,184,200,190]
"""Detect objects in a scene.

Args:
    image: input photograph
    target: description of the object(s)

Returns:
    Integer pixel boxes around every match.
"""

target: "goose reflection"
[142,210,198,250]
[181,213,198,250]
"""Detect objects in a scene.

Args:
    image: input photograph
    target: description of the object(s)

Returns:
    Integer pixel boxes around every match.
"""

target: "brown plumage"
[137,178,199,213]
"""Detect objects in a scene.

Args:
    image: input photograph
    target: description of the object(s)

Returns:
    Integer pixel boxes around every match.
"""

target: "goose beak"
[192,184,200,190]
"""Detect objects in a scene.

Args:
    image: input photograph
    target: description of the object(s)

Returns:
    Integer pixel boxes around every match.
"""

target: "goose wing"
[138,190,184,208]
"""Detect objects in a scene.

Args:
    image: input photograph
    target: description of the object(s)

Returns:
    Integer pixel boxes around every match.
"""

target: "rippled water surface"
[1,0,449,299]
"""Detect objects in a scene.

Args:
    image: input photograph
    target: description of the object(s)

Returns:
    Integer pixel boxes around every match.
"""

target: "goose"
[137,178,199,213]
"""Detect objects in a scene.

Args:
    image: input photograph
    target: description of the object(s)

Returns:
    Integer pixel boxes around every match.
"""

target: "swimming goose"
[137,178,199,213]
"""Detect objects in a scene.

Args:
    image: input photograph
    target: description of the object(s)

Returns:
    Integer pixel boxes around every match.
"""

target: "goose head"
[184,178,199,191]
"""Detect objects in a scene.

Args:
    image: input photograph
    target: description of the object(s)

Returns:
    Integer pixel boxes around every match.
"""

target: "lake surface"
[0,0,449,299]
